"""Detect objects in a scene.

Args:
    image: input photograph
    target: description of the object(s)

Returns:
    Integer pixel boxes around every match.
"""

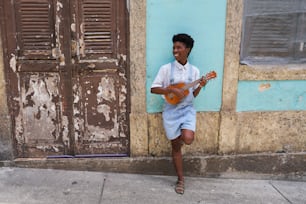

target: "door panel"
[16,73,65,157]
[73,72,128,155]
[77,0,116,59]
[14,0,57,60]
[71,0,127,68]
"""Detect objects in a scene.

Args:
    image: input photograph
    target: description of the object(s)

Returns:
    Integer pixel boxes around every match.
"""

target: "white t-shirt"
[151,60,200,90]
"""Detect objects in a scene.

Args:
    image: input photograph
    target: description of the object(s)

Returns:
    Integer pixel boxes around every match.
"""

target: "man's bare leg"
[171,129,194,194]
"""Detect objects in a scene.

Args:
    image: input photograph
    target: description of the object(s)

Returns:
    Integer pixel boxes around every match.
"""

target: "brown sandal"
[175,180,184,194]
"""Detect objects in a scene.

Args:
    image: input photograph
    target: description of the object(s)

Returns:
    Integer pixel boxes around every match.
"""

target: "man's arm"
[193,77,207,97]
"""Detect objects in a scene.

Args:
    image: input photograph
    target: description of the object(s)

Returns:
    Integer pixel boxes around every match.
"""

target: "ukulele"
[165,71,217,105]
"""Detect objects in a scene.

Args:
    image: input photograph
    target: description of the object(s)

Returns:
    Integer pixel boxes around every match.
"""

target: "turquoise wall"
[146,0,227,113]
[237,81,306,112]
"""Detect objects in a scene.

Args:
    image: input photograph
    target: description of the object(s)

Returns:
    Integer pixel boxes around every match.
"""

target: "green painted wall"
[146,0,227,113]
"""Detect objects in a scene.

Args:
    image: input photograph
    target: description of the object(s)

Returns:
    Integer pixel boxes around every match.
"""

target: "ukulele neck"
[183,79,201,90]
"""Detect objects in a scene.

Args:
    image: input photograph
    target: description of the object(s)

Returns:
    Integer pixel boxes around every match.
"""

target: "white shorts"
[162,103,196,140]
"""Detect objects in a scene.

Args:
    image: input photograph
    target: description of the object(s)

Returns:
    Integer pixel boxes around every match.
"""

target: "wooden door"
[1,0,129,158]
[71,0,129,156]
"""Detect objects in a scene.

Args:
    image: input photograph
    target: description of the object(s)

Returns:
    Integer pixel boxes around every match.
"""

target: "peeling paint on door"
[2,0,129,157]
[73,72,128,154]
[15,73,64,157]
[9,54,17,72]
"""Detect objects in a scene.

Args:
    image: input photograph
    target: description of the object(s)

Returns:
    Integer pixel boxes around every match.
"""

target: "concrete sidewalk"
[0,167,305,204]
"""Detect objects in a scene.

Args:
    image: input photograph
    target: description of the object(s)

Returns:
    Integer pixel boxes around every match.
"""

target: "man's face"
[173,41,190,63]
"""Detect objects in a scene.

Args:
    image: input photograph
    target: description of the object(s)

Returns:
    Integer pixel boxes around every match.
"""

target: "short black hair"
[172,33,194,51]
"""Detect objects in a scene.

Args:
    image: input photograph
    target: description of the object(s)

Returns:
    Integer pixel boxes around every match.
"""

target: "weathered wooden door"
[1,0,129,158]
[70,0,129,156]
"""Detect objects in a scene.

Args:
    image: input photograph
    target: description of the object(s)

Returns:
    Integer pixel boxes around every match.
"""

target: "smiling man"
[150,33,207,194]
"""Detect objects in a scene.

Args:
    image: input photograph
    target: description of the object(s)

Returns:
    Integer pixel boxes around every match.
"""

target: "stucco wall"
[129,0,149,156]
[147,113,220,157]
[130,0,306,157]
[219,0,306,154]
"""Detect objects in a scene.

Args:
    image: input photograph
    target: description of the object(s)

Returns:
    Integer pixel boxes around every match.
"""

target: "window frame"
[240,0,306,65]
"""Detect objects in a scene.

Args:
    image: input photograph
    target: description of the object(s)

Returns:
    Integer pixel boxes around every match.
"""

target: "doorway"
[1,0,129,158]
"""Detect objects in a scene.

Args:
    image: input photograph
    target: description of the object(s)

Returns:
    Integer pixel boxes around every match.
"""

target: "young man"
[151,33,207,194]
